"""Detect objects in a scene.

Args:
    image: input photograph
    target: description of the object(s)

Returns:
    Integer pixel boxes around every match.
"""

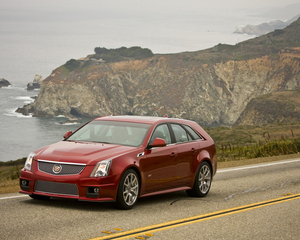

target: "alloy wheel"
[198,164,211,194]
[122,172,139,206]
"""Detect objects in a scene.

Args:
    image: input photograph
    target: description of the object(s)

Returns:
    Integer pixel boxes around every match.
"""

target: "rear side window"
[183,125,203,140]
[170,124,192,143]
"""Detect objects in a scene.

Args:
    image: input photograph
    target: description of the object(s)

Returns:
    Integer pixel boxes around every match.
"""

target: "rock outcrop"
[27,74,43,90]
[17,18,300,126]
[235,91,300,126]
[0,78,11,88]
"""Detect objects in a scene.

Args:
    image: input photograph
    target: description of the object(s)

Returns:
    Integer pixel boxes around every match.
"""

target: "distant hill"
[234,14,300,36]
[17,17,300,127]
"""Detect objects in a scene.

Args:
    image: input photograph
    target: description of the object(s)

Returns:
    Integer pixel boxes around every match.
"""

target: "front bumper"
[19,166,119,202]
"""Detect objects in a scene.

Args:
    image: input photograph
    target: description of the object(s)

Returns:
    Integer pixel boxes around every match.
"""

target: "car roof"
[94,115,194,125]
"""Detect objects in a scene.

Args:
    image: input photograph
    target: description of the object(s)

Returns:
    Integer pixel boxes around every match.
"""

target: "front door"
[144,124,177,193]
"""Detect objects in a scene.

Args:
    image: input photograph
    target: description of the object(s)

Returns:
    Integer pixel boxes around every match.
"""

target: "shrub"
[250,139,298,158]
[94,47,109,54]
[64,59,81,71]
[93,46,154,62]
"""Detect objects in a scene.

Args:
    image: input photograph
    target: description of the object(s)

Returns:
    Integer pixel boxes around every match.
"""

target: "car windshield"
[66,120,151,147]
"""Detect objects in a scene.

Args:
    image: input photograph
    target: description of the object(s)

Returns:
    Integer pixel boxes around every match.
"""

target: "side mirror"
[63,131,73,139]
[148,138,167,149]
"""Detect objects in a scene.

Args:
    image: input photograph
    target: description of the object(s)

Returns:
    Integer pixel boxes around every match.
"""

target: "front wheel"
[187,161,212,197]
[115,169,140,210]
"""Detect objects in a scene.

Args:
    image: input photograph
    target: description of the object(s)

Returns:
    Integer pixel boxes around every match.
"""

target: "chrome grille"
[38,160,85,175]
[34,180,79,196]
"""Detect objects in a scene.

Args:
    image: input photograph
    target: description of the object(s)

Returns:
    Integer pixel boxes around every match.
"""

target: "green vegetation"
[0,157,25,181]
[61,46,154,74]
[94,46,154,62]
[205,122,300,161]
[64,59,81,72]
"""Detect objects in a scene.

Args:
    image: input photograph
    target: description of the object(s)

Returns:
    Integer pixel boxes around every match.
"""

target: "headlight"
[90,160,112,177]
[24,152,35,171]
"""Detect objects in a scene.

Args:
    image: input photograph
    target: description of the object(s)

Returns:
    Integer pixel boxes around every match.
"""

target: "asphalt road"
[1,159,300,240]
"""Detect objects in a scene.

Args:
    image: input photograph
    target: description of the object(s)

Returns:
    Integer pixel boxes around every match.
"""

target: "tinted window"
[170,124,192,143]
[149,124,172,145]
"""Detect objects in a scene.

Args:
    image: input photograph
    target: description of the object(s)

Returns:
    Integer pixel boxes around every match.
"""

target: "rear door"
[170,124,201,187]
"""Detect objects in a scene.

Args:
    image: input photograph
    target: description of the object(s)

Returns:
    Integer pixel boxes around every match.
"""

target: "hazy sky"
[1,0,299,83]
[1,0,299,55]
[1,0,300,16]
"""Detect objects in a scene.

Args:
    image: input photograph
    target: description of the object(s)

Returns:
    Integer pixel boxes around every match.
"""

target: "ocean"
[0,1,292,161]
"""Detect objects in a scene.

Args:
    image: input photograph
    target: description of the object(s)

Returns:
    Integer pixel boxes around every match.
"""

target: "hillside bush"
[64,59,81,71]
[94,46,154,62]
[250,139,298,158]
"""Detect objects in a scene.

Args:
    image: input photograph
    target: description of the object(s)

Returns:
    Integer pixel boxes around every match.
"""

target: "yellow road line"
[90,193,300,240]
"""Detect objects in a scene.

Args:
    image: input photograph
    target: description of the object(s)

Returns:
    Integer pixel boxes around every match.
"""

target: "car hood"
[34,141,136,165]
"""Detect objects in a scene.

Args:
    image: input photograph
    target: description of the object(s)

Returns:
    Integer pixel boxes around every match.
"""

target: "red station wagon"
[20,115,217,209]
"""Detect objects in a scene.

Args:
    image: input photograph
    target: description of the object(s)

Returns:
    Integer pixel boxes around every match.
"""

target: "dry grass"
[217,153,300,169]
[0,179,20,194]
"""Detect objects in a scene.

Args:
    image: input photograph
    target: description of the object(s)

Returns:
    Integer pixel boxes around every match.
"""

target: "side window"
[150,124,172,145]
[183,125,203,140]
[171,124,192,143]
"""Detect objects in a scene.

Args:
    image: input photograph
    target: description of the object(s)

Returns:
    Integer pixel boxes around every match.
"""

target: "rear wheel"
[115,169,139,210]
[187,161,212,197]
[29,194,50,200]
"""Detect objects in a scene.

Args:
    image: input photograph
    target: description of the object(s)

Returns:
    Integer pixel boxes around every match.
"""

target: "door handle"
[191,148,197,153]
[170,152,177,158]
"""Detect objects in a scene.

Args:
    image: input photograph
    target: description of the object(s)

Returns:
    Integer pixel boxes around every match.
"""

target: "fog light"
[21,180,28,186]
[86,187,100,198]
[20,179,30,191]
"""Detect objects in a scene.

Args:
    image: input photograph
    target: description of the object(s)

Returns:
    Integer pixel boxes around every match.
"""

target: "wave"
[14,96,35,104]
[2,84,26,90]
[15,96,33,100]
[3,108,32,118]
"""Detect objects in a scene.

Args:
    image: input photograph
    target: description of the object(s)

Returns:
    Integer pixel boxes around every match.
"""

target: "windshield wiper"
[90,141,111,144]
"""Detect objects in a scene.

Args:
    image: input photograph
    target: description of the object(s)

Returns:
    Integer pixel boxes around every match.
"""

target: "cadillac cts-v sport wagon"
[20,115,217,209]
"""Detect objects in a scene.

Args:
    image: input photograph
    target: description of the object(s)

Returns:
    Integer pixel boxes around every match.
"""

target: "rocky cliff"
[234,91,300,126]
[18,18,300,126]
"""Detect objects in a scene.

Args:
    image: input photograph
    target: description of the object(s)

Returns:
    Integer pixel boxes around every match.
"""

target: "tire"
[186,161,212,197]
[115,169,140,210]
[29,194,50,200]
